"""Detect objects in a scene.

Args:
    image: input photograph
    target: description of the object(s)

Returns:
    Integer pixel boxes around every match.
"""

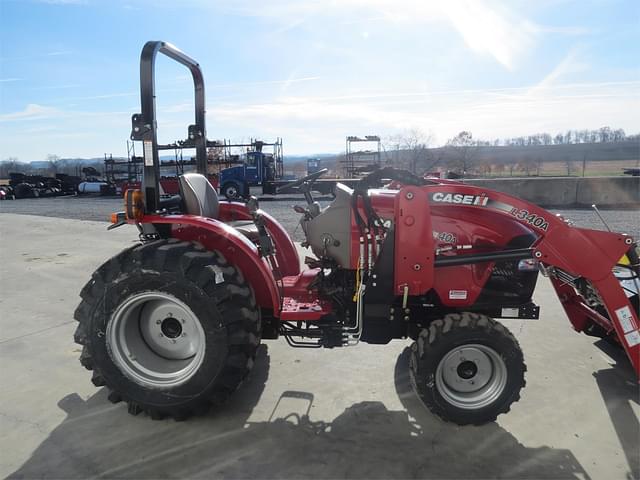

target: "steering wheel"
[276,168,328,195]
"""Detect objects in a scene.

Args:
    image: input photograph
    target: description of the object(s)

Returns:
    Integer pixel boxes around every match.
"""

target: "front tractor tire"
[409,313,525,425]
[73,239,261,420]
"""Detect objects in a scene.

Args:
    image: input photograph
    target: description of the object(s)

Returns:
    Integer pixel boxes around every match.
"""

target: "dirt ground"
[0,214,638,479]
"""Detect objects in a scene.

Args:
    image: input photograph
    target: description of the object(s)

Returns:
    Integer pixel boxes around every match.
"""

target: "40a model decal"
[433,231,457,244]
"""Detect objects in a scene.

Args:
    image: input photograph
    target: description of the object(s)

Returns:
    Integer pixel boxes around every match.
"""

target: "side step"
[279,297,332,321]
[479,302,540,320]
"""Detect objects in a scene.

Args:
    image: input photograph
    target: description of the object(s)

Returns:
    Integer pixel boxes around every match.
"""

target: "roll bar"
[130,41,207,213]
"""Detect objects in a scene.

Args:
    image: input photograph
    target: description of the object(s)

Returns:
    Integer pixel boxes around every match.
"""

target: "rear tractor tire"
[73,239,261,420]
[409,312,525,425]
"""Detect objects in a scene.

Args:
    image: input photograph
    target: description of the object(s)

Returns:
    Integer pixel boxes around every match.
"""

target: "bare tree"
[612,128,626,142]
[0,157,23,177]
[505,160,518,177]
[446,131,478,175]
[478,161,492,177]
[490,128,633,147]
[519,156,538,176]
[563,156,575,176]
[598,126,611,143]
[385,128,435,174]
[46,154,60,174]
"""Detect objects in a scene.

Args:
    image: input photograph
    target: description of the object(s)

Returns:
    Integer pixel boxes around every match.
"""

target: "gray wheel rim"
[225,185,237,198]
[107,292,206,388]
[435,344,507,410]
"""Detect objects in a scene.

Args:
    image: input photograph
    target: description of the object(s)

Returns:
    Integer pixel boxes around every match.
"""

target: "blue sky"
[0,0,638,160]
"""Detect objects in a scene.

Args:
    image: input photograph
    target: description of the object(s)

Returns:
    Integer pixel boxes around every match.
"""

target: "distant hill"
[3,140,637,179]
[300,140,639,174]
[428,141,639,165]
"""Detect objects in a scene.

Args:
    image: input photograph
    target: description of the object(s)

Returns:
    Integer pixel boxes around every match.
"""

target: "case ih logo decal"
[430,192,551,232]
[431,192,489,206]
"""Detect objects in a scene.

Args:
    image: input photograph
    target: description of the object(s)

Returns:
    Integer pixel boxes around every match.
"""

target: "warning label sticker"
[449,290,467,300]
[624,330,640,348]
[501,307,519,318]
[615,306,636,333]
[144,141,154,166]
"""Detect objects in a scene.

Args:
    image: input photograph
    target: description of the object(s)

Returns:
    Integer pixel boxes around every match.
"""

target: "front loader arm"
[422,183,639,376]
[522,216,638,377]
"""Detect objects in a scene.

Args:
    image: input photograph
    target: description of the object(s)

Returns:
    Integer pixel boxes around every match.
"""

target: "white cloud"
[0,103,131,123]
[438,0,535,69]
[525,22,594,36]
[2,81,637,158]
[216,0,537,69]
[0,104,59,121]
[35,0,88,5]
[35,83,83,90]
[534,52,587,90]
[46,50,73,56]
[56,91,138,102]
[174,75,321,89]
[200,80,640,152]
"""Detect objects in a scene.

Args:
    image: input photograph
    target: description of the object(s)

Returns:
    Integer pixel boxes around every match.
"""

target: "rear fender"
[142,214,281,312]
[218,202,301,276]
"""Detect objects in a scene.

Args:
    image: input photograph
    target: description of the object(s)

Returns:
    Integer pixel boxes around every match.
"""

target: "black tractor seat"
[178,173,260,241]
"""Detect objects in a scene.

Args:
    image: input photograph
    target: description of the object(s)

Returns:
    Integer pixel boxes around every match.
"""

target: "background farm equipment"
[73,41,639,427]
[4,172,80,199]
[9,172,65,198]
[218,139,363,200]
[77,166,117,195]
[0,180,15,200]
[105,146,219,197]
[55,173,82,195]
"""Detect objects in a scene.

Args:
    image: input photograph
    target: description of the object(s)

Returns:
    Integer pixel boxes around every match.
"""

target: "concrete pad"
[0,213,637,479]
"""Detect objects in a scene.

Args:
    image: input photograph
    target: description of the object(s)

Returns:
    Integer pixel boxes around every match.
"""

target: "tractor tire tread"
[73,239,260,421]
[409,312,526,426]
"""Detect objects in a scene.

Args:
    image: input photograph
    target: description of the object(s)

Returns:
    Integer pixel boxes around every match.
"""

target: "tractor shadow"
[10,346,589,479]
[592,340,640,479]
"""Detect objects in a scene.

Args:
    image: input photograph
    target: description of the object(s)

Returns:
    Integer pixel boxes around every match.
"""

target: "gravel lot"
[1,193,637,241]
[0,195,331,242]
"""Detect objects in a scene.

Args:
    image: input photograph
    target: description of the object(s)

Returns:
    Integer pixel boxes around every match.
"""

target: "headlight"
[517,259,539,272]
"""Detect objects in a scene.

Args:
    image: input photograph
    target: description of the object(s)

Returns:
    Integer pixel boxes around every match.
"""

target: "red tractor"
[74,42,640,425]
